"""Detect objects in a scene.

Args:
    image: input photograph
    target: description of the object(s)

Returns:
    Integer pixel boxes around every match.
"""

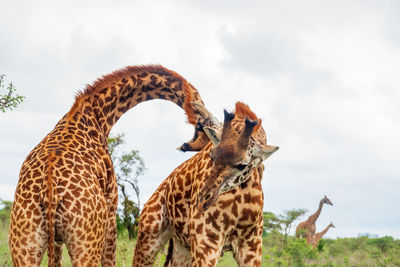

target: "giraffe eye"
[234,164,247,171]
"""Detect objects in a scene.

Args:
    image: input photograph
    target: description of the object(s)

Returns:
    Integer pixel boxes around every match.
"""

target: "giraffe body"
[133,103,279,267]
[295,195,333,245]
[312,222,335,248]
[9,65,216,266]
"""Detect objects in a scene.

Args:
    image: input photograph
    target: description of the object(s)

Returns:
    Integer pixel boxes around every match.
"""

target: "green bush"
[368,236,396,253]
[1,209,400,266]
[316,238,325,252]
[284,238,316,266]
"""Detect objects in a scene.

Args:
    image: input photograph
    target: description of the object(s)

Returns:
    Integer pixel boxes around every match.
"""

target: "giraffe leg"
[165,238,190,267]
[132,191,171,267]
[9,198,47,266]
[101,208,117,266]
[102,180,118,267]
[232,220,263,266]
[62,191,108,266]
[64,216,106,266]
[232,235,262,267]
[54,242,63,267]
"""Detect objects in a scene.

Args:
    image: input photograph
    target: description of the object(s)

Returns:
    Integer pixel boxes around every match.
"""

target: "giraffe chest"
[165,177,264,249]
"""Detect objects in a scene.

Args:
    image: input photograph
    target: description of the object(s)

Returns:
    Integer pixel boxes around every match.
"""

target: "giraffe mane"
[182,82,198,126]
[74,65,170,100]
[234,102,262,133]
[167,70,199,126]
[73,64,198,125]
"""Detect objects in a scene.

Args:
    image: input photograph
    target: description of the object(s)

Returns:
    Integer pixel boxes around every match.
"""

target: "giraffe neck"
[67,65,204,138]
[308,199,324,224]
[316,224,333,239]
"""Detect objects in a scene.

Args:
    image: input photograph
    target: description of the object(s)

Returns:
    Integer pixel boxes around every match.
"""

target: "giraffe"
[312,222,335,248]
[8,65,218,266]
[295,195,333,245]
[132,102,279,267]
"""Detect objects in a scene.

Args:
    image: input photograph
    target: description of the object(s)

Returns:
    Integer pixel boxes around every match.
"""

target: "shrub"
[368,236,396,253]
[284,238,316,266]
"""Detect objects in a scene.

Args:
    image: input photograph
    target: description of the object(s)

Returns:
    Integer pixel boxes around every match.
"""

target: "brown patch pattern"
[133,107,276,267]
[9,65,210,266]
[295,196,333,245]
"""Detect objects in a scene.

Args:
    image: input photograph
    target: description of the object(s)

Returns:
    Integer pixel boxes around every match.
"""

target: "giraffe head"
[323,195,333,206]
[197,104,279,212]
[177,102,221,152]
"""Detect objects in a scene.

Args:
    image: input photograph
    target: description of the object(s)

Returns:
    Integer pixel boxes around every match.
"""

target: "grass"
[0,223,237,266]
[0,223,11,266]
[1,223,400,266]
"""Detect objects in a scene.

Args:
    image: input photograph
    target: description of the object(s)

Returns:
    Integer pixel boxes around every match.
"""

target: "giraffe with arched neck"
[8,65,217,266]
[295,195,333,245]
[312,222,335,248]
[132,103,279,267]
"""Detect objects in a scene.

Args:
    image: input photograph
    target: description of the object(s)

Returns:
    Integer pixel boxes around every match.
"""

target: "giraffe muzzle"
[177,142,191,152]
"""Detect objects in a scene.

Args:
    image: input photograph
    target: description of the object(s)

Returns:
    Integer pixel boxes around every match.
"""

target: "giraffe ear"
[203,127,221,146]
[253,144,279,161]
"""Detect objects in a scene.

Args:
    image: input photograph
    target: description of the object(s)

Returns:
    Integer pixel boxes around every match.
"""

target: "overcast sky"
[1,0,399,238]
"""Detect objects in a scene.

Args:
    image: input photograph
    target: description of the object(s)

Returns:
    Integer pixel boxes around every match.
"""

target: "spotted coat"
[295,195,333,245]
[133,104,279,267]
[8,65,214,266]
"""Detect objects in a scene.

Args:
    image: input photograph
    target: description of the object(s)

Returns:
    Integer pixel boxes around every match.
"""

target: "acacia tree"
[0,75,25,112]
[263,209,307,247]
[263,211,282,234]
[108,133,145,239]
[279,209,307,241]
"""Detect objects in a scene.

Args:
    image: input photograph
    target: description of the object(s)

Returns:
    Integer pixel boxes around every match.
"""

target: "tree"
[0,199,12,227]
[263,209,307,237]
[263,211,282,234]
[108,133,145,239]
[279,209,307,239]
[263,209,307,246]
[0,75,25,112]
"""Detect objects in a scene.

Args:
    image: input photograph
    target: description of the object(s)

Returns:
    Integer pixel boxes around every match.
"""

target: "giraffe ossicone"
[133,102,279,267]
[197,109,278,212]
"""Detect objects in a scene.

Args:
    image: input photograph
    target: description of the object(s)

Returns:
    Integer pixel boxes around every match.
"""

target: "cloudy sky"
[1,0,399,238]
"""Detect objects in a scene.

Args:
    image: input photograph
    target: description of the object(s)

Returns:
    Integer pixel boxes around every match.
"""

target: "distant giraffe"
[312,222,335,248]
[8,65,218,266]
[132,103,279,267]
[295,195,333,245]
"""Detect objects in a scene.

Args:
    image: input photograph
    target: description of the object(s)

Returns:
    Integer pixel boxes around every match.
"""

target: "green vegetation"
[1,142,398,266]
[1,208,399,266]
[0,75,25,112]
[0,200,12,228]
[108,133,146,240]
